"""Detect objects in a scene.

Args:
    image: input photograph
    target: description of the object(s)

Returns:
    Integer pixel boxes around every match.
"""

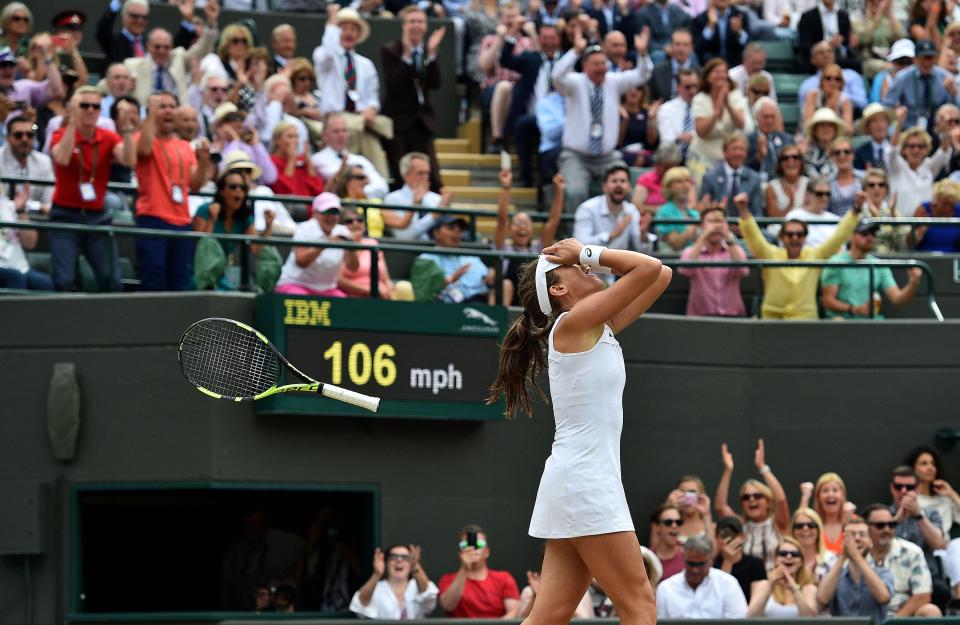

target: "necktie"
[681,103,692,160]
[590,84,604,156]
[874,145,883,168]
[766,134,777,172]
[133,38,144,57]
[154,66,165,92]
[718,12,727,50]
[730,169,741,207]
[412,48,422,73]
[546,57,555,92]
[344,52,356,112]
[923,75,933,117]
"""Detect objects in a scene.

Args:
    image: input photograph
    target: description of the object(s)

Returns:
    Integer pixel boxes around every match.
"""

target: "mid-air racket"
[177,317,380,412]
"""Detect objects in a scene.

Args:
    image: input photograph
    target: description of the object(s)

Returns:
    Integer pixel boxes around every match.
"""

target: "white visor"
[535,255,562,315]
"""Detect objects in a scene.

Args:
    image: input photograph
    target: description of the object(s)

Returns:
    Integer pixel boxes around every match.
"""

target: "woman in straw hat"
[801,107,846,179]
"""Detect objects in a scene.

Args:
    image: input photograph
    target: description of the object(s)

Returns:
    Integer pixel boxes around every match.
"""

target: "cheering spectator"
[199,22,253,85]
[1,114,53,214]
[193,74,229,140]
[802,107,846,180]
[632,143,682,213]
[657,535,748,618]
[729,44,776,100]
[889,124,955,225]
[871,39,913,103]
[574,165,655,256]
[96,0,151,65]
[383,151,451,240]
[882,40,954,132]
[863,503,943,617]
[218,150,296,237]
[0,43,63,126]
[911,178,960,251]
[269,122,324,198]
[101,63,137,121]
[715,440,791,569]
[331,164,385,239]
[688,59,752,183]
[655,166,700,250]
[699,132,762,219]
[313,5,391,177]
[413,217,493,304]
[714,516,768,602]
[552,24,652,212]
[797,0,859,74]
[337,207,394,299]
[48,12,89,88]
[275,192,359,297]
[854,104,894,170]
[648,30,698,102]
[270,24,296,72]
[493,170,562,306]
[764,145,808,234]
[350,545,438,619]
[618,85,657,166]
[888,466,947,571]
[0,197,50,290]
[0,3,32,58]
[791,507,838,581]
[255,74,310,153]
[854,0,904,79]
[651,504,686,580]
[603,31,633,73]
[210,103,277,186]
[49,87,137,292]
[173,105,199,141]
[285,58,323,146]
[798,42,867,112]
[745,537,818,616]
[478,4,533,153]
[859,168,910,253]
[816,516,893,622]
[312,112,389,199]
[821,221,922,318]
[910,0,947,50]
[665,476,716,544]
[438,525,519,617]
[802,64,854,136]
[679,205,750,317]
[638,3,692,64]
[749,98,795,184]
[381,7,446,192]
[807,472,850,557]
[904,446,960,536]
[134,92,211,291]
[692,0,750,67]
[827,138,862,217]
[126,2,219,108]
[193,168,273,290]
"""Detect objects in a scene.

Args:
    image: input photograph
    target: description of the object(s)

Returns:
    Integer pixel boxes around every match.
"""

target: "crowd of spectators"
[237,443,960,618]
[0,0,958,316]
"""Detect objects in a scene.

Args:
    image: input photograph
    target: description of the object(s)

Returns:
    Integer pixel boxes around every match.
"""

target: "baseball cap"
[430,214,468,233]
[887,39,915,61]
[914,39,937,58]
[855,221,880,234]
[312,192,342,214]
[0,47,16,66]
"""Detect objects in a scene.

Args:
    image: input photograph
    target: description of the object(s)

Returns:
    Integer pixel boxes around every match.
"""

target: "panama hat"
[220,149,263,182]
[857,103,895,134]
[804,107,847,138]
[335,8,370,43]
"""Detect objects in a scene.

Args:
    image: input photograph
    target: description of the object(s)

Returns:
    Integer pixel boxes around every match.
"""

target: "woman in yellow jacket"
[736,180,860,319]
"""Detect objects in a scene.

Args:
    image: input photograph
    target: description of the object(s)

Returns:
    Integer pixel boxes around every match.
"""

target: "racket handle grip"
[321,384,381,412]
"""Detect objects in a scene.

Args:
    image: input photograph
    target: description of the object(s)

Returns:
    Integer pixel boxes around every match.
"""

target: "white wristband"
[579,245,612,274]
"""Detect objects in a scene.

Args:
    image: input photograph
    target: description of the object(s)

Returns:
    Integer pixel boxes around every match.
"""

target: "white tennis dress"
[528,313,635,539]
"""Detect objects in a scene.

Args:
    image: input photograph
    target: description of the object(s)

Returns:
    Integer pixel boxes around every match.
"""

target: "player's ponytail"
[487,259,556,417]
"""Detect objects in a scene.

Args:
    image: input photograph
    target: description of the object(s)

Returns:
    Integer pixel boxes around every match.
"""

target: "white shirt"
[888,146,952,219]
[277,219,352,291]
[784,207,840,247]
[818,1,840,38]
[552,48,653,156]
[0,199,29,272]
[728,66,778,101]
[383,185,441,240]
[573,195,655,252]
[349,579,439,619]
[656,568,748,619]
[0,145,54,212]
[312,24,381,115]
[311,146,388,198]
[658,96,694,145]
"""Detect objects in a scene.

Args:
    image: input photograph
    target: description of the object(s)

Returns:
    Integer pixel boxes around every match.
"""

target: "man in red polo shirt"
[50,85,138,291]
[438,525,520,618]
[135,91,210,290]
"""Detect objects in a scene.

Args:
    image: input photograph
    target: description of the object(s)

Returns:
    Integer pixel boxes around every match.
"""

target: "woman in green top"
[194,168,274,257]
[0,3,32,60]
[655,167,701,252]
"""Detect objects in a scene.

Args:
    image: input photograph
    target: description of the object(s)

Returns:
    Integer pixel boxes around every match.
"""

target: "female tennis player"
[489,238,670,625]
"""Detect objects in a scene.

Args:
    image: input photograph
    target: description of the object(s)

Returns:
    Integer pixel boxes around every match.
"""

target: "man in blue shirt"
[798,41,867,111]
[416,216,494,304]
[883,40,957,132]
[817,516,893,623]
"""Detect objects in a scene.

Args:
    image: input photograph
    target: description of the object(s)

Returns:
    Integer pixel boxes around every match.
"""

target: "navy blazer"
[649,59,700,101]
[636,3,692,52]
[797,7,858,73]
[853,141,888,171]
[747,130,795,179]
[584,4,638,47]
[691,7,750,67]
[699,162,764,218]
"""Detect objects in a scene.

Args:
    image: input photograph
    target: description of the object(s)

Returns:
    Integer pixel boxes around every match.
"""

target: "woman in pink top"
[338,206,394,299]
[650,504,685,581]
[631,143,683,213]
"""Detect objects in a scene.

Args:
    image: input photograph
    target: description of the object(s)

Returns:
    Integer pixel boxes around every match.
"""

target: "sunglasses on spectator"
[79,102,101,110]
[783,230,807,238]
[230,38,249,45]
[10,130,34,140]
[10,15,28,22]
[387,553,411,561]
[751,89,770,96]
[832,149,852,156]
[793,521,818,530]
[781,153,802,161]
[341,218,361,225]
[814,190,831,198]
[944,118,960,126]
[865,181,886,188]
[741,493,765,501]
[350,174,368,181]
[660,518,684,527]
[891,482,916,491]
[777,549,801,558]
[869,521,899,529]
[684,560,709,568]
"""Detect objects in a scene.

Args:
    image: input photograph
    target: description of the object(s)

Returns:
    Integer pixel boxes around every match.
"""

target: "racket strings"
[180,319,281,399]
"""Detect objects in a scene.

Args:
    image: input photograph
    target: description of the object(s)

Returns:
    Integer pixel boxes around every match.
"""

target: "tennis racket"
[177,317,381,412]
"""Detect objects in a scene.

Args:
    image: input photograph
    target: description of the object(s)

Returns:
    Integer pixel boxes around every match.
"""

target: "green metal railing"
[0,220,944,320]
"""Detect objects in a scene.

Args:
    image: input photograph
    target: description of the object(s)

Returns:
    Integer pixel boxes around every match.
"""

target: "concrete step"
[446,185,536,204]
[437,152,518,168]
[440,169,471,186]
[457,116,482,153]
[436,138,472,154]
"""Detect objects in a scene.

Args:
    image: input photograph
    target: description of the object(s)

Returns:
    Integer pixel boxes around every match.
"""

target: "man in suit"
[692,0,750,67]
[797,0,859,73]
[381,6,446,192]
[96,0,192,66]
[584,0,638,50]
[747,97,794,181]
[270,24,297,73]
[854,103,894,171]
[125,2,219,108]
[649,29,698,101]
[700,132,762,218]
[636,0,692,63]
